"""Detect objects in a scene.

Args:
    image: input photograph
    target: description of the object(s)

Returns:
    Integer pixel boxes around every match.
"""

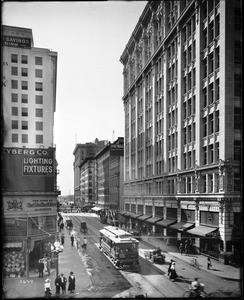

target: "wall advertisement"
[2,147,56,192]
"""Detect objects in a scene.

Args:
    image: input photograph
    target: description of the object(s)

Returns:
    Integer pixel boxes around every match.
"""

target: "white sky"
[2,1,146,196]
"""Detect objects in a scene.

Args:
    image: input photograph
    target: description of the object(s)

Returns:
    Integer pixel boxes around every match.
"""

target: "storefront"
[137,214,152,234]
[3,241,26,278]
[145,216,164,236]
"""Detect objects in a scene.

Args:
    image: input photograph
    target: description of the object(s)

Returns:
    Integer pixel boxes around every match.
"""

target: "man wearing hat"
[60,273,67,295]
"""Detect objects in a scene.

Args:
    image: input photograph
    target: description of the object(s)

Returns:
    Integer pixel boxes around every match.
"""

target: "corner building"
[120,1,241,264]
[2,25,59,277]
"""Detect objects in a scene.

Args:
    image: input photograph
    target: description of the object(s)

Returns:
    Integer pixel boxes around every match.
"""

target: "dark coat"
[38,261,44,272]
[68,275,76,291]
[59,276,67,290]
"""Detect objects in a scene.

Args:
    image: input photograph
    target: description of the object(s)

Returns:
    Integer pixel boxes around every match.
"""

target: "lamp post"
[51,241,63,278]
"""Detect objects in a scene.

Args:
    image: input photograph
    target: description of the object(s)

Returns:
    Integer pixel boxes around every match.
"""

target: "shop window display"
[4,248,26,278]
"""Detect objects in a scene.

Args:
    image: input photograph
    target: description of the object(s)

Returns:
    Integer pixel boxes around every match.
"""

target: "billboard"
[2,147,56,192]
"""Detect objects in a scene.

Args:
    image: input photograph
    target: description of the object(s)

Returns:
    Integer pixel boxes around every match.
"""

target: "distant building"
[95,137,124,213]
[120,0,241,264]
[2,25,59,278]
[73,138,108,207]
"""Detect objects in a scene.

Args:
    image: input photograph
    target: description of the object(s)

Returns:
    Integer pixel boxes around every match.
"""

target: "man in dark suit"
[59,273,67,295]
[38,259,44,278]
[55,275,61,295]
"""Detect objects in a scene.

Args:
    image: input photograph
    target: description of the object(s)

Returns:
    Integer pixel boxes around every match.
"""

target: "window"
[209,144,214,163]
[11,66,18,76]
[215,110,219,132]
[22,121,28,130]
[22,81,28,90]
[22,107,28,117]
[35,56,43,65]
[12,120,18,129]
[36,135,43,144]
[21,68,28,77]
[12,107,18,116]
[21,94,28,103]
[209,52,214,74]
[209,174,213,192]
[36,108,43,117]
[11,93,18,102]
[209,114,214,134]
[11,54,18,63]
[12,134,18,142]
[35,82,43,91]
[21,55,28,64]
[203,117,207,136]
[36,121,43,131]
[209,83,214,104]
[35,95,43,104]
[203,146,207,165]
[35,69,43,78]
[11,80,18,89]
[22,134,28,143]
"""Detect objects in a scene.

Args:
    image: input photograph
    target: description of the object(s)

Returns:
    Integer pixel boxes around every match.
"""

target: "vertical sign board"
[2,147,55,192]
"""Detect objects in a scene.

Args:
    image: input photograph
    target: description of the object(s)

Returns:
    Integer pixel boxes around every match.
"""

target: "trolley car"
[99,226,140,271]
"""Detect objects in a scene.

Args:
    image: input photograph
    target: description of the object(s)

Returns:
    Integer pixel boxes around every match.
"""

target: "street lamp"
[51,241,63,278]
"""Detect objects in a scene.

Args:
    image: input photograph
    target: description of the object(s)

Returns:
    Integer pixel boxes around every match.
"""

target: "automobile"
[144,248,166,264]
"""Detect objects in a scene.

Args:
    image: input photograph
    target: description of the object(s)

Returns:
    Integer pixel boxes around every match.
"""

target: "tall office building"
[2,25,59,277]
[120,0,241,264]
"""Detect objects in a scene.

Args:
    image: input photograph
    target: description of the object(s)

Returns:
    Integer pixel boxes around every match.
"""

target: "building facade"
[95,137,124,220]
[73,138,108,207]
[2,25,59,277]
[120,0,241,264]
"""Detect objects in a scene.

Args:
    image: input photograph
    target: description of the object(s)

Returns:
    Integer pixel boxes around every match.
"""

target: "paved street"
[3,213,242,299]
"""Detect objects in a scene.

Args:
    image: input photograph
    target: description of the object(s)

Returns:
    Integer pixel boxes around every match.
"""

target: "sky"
[2,1,147,196]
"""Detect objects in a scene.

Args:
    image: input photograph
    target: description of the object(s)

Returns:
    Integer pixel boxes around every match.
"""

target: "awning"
[156,219,177,227]
[91,207,102,211]
[170,222,195,231]
[125,212,143,219]
[146,217,164,224]
[137,214,152,221]
[119,211,128,216]
[187,226,219,237]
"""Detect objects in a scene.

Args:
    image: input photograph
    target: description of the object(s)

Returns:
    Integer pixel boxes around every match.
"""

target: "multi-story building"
[2,25,59,277]
[73,138,108,207]
[120,0,241,264]
[95,137,124,215]
[80,157,96,204]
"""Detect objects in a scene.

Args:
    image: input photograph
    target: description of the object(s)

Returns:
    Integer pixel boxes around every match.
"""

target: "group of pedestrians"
[44,272,76,298]
[178,238,194,255]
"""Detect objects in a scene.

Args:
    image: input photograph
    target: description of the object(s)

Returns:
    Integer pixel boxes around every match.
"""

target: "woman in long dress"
[68,271,76,293]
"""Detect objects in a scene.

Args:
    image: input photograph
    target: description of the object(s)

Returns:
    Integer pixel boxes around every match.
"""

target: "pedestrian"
[82,236,87,250]
[44,278,52,298]
[68,271,76,293]
[43,257,48,274]
[38,259,44,278]
[168,259,174,276]
[207,256,212,269]
[61,233,65,245]
[55,275,61,295]
[185,243,189,255]
[46,257,51,275]
[70,234,74,246]
[60,273,67,295]
[169,262,178,281]
[179,243,184,255]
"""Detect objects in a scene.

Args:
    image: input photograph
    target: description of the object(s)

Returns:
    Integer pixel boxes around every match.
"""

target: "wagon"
[144,248,165,264]
[66,219,73,230]
[80,222,88,234]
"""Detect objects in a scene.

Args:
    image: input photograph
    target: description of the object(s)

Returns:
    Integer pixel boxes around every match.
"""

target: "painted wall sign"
[2,35,31,49]
[2,147,56,192]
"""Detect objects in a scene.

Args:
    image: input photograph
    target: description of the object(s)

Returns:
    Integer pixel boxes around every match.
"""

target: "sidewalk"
[3,227,92,299]
[140,235,241,282]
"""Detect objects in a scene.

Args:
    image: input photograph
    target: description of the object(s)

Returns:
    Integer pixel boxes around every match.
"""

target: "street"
[61,213,241,298]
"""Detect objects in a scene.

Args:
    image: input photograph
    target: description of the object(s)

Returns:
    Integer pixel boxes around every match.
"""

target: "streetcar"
[99,226,140,271]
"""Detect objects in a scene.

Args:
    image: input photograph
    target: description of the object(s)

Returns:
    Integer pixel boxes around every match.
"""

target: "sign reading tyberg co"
[2,147,56,192]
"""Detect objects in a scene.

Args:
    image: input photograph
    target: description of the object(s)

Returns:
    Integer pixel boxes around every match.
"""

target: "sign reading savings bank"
[2,147,56,192]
